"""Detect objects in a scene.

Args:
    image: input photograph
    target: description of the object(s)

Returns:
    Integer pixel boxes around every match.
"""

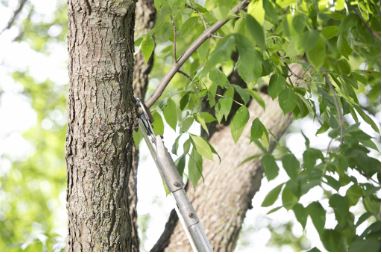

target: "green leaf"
[175,155,186,176]
[203,35,235,74]
[282,182,299,209]
[196,112,216,134]
[248,89,265,108]
[235,34,263,83]
[262,183,283,207]
[267,206,283,214]
[188,148,203,187]
[261,154,279,180]
[321,229,347,251]
[293,203,308,229]
[335,0,345,10]
[179,92,190,110]
[245,14,266,50]
[250,118,267,141]
[190,135,214,160]
[248,0,264,24]
[346,184,362,206]
[348,239,381,252]
[230,106,250,142]
[307,201,326,234]
[132,129,143,146]
[268,74,286,99]
[306,35,326,69]
[171,135,181,154]
[180,116,194,133]
[140,35,155,62]
[215,87,234,123]
[279,88,297,113]
[152,111,164,135]
[238,153,261,167]
[303,148,323,170]
[363,195,380,217]
[329,194,350,225]
[209,69,229,88]
[337,34,352,57]
[162,98,177,130]
[233,85,251,104]
[322,26,339,39]
[355,106,380,132]
[281,153,300,180]
[183,138,191,154]
[300,30,319,51]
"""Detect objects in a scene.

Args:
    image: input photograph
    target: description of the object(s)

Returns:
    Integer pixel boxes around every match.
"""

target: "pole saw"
[135,98,212,252]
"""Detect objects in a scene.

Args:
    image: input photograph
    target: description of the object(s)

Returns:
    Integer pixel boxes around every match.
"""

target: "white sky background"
[0,0,380,252]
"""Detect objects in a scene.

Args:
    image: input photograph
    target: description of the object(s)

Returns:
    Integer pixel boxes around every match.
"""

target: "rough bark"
[129,0,156,250]
[66,0,136,251]
[165,65,304,251]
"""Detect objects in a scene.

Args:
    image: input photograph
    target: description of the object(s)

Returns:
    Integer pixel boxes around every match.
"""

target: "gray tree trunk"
[66,0,137,251]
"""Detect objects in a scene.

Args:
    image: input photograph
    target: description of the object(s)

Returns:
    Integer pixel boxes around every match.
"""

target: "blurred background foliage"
[0,0,67,251]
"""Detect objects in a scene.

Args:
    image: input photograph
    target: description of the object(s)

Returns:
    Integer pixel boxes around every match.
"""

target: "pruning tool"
[135,97,212,252]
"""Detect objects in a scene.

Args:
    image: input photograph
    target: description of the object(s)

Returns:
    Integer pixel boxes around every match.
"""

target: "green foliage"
[1,0,380,251]
[1,72,67,251]
[147,0,380,251]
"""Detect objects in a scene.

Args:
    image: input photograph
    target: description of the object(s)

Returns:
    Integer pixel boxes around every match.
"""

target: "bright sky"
[0,0,380,252]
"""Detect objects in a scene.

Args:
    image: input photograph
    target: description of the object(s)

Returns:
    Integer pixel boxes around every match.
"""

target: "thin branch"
[177,69,192,80]
[0,0,28,35]
[145,0,249,108]
[170,15,177,63]
[216,93,244,107]
[150,209,179,251]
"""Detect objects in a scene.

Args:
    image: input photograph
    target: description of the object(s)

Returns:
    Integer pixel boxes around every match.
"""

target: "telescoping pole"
[135,98,212,252]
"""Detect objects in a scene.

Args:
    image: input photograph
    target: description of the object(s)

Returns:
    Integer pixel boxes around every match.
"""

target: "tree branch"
[150,209,179,252]
[145,0,249,108]
[0,0,28,35]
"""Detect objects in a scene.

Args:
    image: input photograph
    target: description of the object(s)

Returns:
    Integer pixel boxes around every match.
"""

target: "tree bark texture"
[165,65,304,251]
[129,0,156,250]
[66,0,136,251]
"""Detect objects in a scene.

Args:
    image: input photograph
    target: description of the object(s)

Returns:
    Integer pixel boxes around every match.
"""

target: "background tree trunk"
[165,65,304,251]
[129,0,156,250]
[66,0,136,251]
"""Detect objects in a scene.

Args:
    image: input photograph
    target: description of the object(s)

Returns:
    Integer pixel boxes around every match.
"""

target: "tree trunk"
[66,0,136,251]
[129,0,156,250]
[165,65,304,251]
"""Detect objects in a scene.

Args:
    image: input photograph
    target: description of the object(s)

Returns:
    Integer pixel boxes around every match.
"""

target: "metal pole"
[135,98,212,252]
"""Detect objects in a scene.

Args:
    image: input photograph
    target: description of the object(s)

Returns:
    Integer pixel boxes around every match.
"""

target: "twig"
[177,69,192,80]
[145,0,249,108]
[170,15,177,63]
[0,0,28,35]
[215,93,244,107]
